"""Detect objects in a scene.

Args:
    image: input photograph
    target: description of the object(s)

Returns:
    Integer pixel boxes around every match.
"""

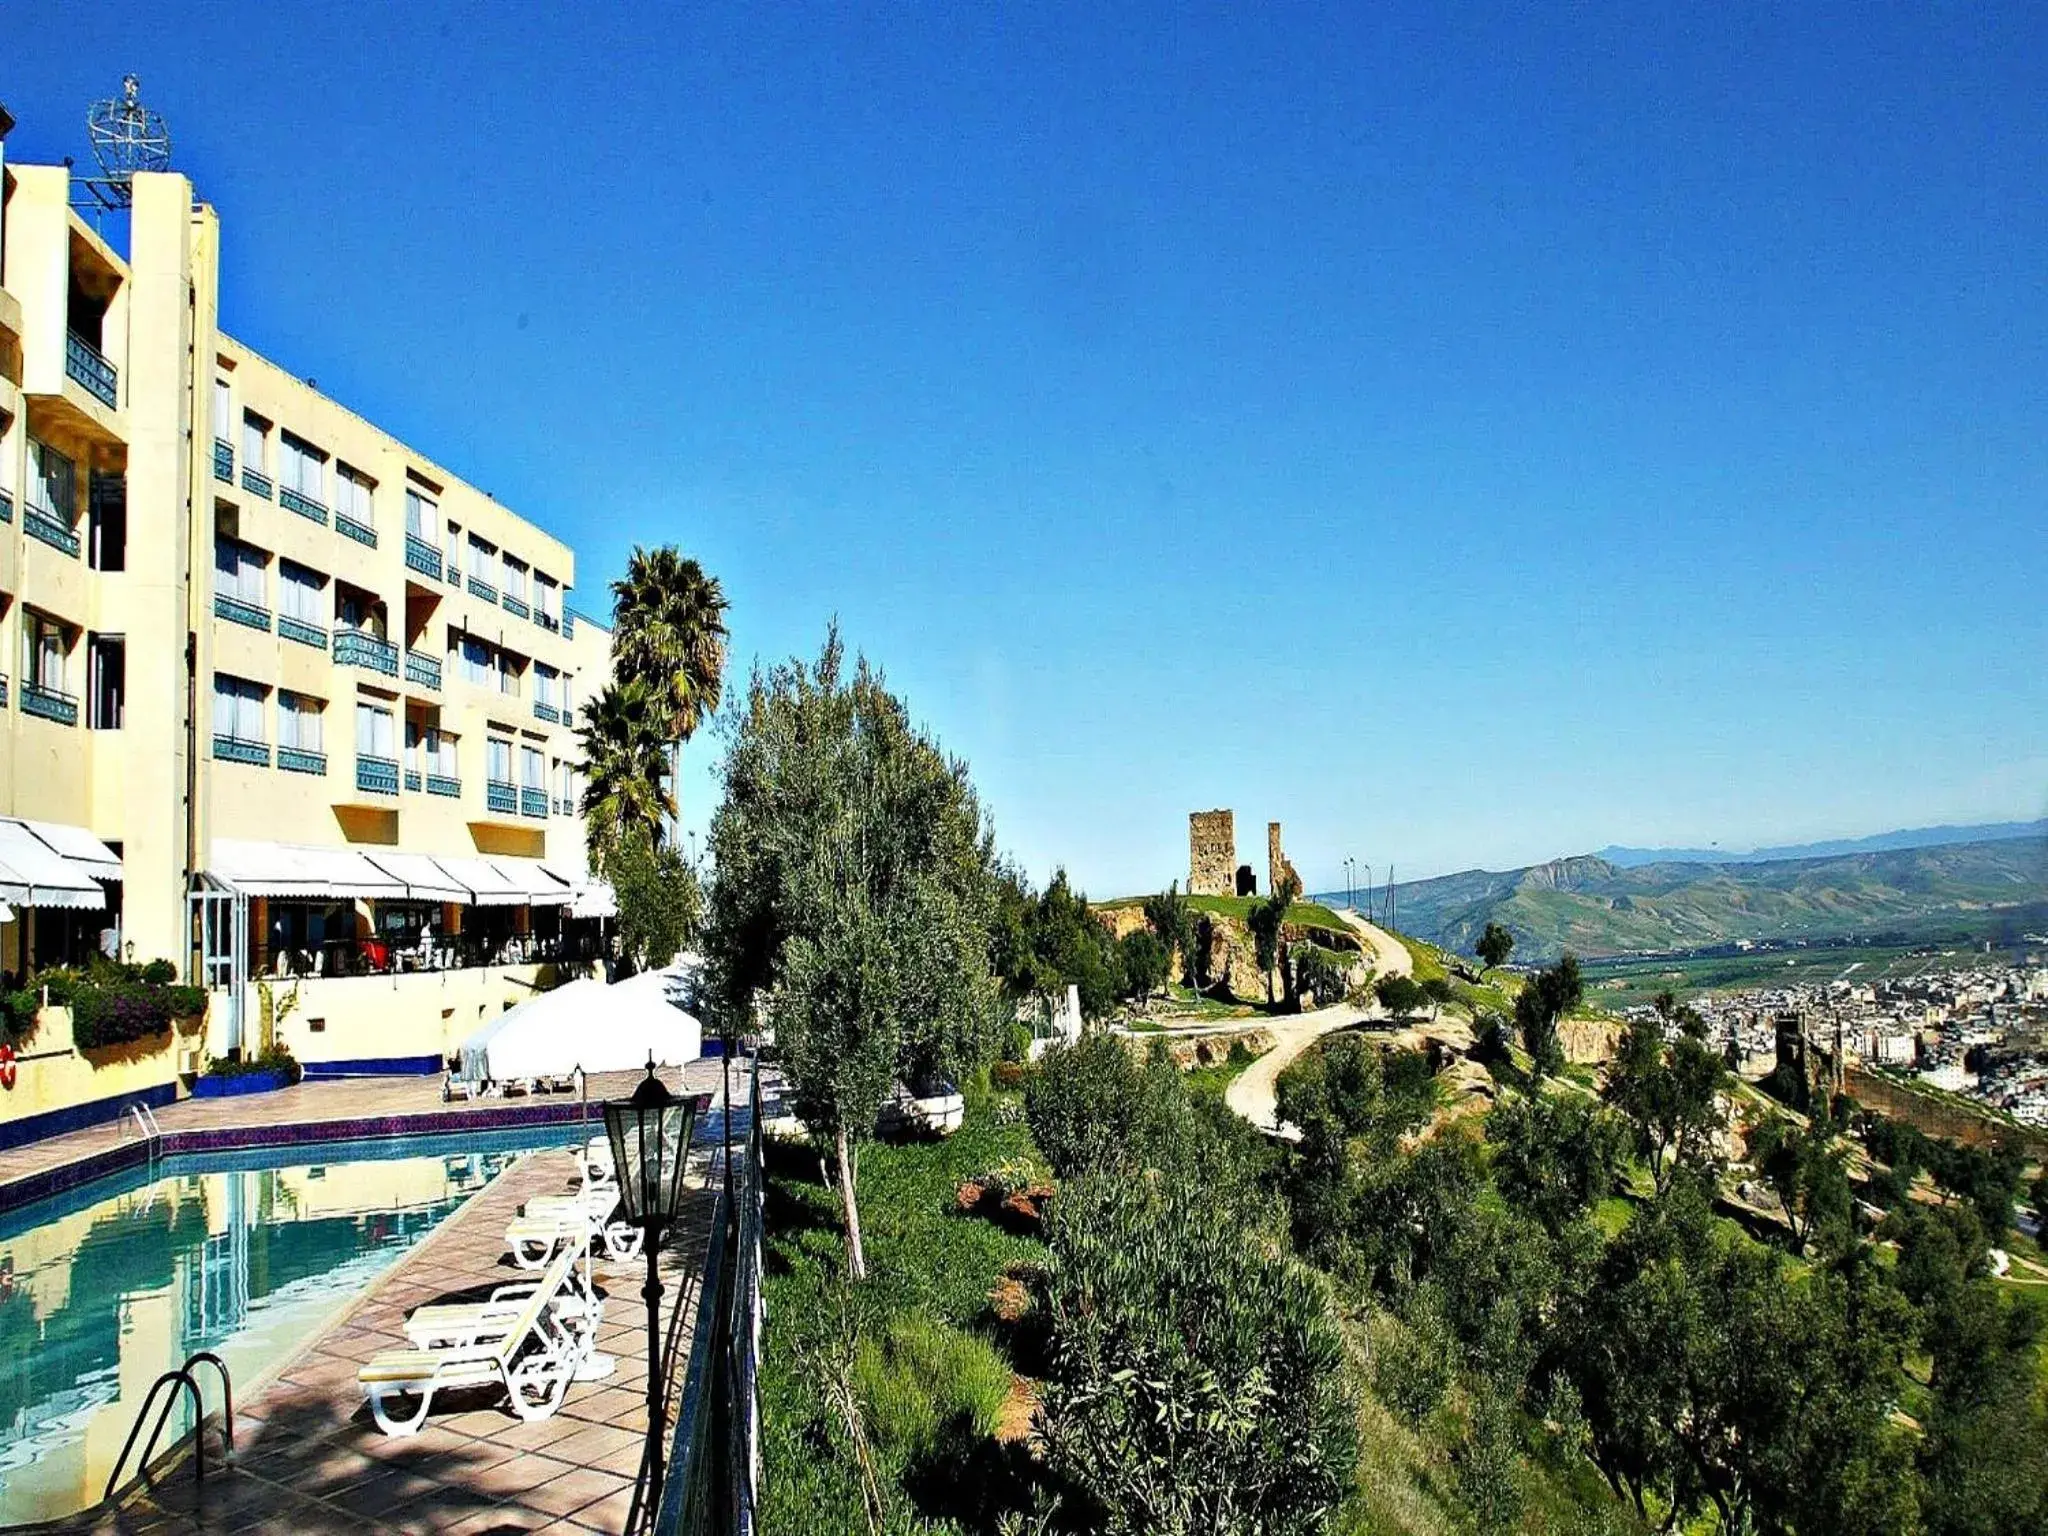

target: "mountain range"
[1321,832,2048,963]
[1594,817,2048,867]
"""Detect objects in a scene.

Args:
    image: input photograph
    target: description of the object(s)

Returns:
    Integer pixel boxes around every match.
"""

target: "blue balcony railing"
[213,735,270,767]
[337,512,377,548]
[0,490,12,523]
[486,780,517,814]
[520,787,548,818]
[213,440,234,483]
[279,486,327,525]
[467,575,499,604]
[404,534,442,580]
[562,612,576,639]
[533,700,562,725]
[279,615,328,651]
[426,773,461,798]
[242,467,273,500]
[25,506,81,557]
[535,610,560,634]
[334,629,399,677]
[502,594,530,620]
[213,593,272,632]
[66,331,118,408]
[404,649,442,690]
[356,755,401,796]
[21,682,76,725]
[0,676,9,708]
[404,769,423,793]
[278,746,327,776]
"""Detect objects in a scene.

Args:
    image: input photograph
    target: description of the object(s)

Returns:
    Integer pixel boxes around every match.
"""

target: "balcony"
[242,467,274,500]
[21,682,78,726]
[426,773,461,798]
[467,575,499,604]
[279,486,328,525]
[356,755,401,796]
[66,332,118,409]
[486,780,517,814]
[333,629,399,677]
[279,615,328,651]
[404,534,442,580]
[520,787,548,819]
[0,675,8,708]
[337,512,377,548]
[562,613,576,640]
[404,649,442,690]
[213,593,272,632]
[278,746,327,776]
[502,594,530,620]
[535,610,560,634]
[0,490,12,524]
[213,735,270,768]
[24,505,81,557]
[404,769,423,793]
[213,440,234,484]
[533,700,562,725]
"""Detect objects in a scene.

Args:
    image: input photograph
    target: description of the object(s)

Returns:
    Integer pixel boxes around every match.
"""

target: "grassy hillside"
[1383,837,2048,962]
[1102,891,1354,938]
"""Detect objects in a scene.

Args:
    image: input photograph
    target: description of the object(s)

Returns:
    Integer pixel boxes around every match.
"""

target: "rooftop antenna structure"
[76,75,171,215]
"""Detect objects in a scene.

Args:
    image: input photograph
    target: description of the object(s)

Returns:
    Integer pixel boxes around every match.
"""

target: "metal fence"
[655,1054,765,1536]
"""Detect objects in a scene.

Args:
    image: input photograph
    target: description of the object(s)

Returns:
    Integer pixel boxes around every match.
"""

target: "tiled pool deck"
[0,1068,724,1216]
[58,1116,737,1534]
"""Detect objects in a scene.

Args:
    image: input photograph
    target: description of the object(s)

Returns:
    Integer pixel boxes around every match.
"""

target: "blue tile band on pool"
[0,1123,595,1526]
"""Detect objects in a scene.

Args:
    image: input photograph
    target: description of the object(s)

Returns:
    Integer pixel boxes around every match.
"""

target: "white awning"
[430,854,527,907]
[488,856,573,907]
[208,839,409,899]
[362,851,471,903]
[0,820,108,910]
[21,821,122,882]
[543,859,615,919]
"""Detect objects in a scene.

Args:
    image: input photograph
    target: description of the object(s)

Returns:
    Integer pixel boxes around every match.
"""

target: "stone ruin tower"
[1268,822,1301,897]
[1189,810,1236,897]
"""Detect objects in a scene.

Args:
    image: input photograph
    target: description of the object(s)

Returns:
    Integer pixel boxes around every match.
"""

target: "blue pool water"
[0,1123,596,1526]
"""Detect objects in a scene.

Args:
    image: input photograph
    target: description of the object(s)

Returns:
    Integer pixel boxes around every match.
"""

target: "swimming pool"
[0,1122,594,1526]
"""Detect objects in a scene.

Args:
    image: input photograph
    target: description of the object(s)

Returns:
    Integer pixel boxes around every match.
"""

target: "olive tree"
[699,629,998,1280]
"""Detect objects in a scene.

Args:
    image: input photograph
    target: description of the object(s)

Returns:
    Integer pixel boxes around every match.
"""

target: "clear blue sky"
[9,4,2045,894]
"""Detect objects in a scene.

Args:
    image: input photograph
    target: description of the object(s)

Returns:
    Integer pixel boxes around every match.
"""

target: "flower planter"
[194,1068,293,1098]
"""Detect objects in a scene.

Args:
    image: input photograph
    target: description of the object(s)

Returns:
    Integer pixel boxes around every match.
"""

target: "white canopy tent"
[455,967,703,1089]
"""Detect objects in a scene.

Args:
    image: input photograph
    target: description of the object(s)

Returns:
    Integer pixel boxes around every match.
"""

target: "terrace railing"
[25,504,81,556]
[213,440,234,483]
[22,681,79,726]
[278,746,327,776]
[279,615,329,651]
[337,511,377,548]
[279,485,328,525]
[67,331,118,408]
[213,593,271,632]
[213,735,270,768]
[356,755,401,796]
[241,467,274,500]
[334,629,399,677]
[486,779,518,814]
[426,773,462,798]
[404,649,442,690]
[520,786,549,818]
[405,534,443,580]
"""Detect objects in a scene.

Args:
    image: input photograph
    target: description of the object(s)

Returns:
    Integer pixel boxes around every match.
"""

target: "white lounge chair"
[506,1186,643,1268]
[401,1241,599,1354]
[358,1249,587,1435]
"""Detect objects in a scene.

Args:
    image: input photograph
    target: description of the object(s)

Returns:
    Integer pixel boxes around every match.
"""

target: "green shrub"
[203,1042,302,1082]
[1024,1032,1151,1180]
[139,959,177,985]
[1375,1282,1458,1423]
[1037,1170,1356,1535]
[852,1311,1011,1463]
[991,1059,1028,1091]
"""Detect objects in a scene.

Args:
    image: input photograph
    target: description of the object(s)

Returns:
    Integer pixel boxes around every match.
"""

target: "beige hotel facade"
[0,110,618,1145]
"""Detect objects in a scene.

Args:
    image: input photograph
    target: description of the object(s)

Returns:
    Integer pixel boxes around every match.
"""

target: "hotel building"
[0,113,617,1144]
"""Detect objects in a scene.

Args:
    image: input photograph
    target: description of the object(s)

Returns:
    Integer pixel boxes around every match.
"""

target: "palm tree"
[610,547,730,836]
[577,677,675,873]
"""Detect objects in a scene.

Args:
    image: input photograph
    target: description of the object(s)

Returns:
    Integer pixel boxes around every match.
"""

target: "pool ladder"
[102,1351,234,1506]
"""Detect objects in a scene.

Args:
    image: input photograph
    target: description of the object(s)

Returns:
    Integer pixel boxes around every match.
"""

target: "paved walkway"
[65,1098,741,1534]
[0,1069,695,1205]
[1222,913,1415,1139]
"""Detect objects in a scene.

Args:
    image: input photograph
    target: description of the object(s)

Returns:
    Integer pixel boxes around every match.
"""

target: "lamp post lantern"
[604,1061,707,1514]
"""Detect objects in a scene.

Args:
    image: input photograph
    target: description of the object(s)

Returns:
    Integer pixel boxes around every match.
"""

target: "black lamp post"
[604,1062,705,1512]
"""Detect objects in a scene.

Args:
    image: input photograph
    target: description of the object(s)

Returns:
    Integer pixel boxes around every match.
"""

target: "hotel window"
[212,378,233,445]
[279,560,326,624]
[467,532,496,572]
[498,654,520,696]
[336,587,383,637]
[25,612,72,696]
[535,573,559,624]
[87,635,125,730]
[502,555,527,605]
[405,487,436,541]
[427,727,458,777]
[534,663,559,710]
[444,520,462,579]
[553,758,576,812]
[486,735,513,786]
[213,535,267,606]
[460,635,493,687]
[278,691,324,752]
[242,412,270,473]
[213,674,267,746]
[336,464,375,529]
[278,431,328,505]
[355,701,396,760]
[403,716,422,773]
[28,439,77,523]
[520,744,544,792]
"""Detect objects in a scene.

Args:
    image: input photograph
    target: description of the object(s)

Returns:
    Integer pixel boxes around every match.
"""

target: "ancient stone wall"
[1267,822,1300,898]
[1189,809,1236,897]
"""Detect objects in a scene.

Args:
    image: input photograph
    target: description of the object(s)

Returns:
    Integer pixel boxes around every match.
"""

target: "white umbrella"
[456,970,703,1088]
